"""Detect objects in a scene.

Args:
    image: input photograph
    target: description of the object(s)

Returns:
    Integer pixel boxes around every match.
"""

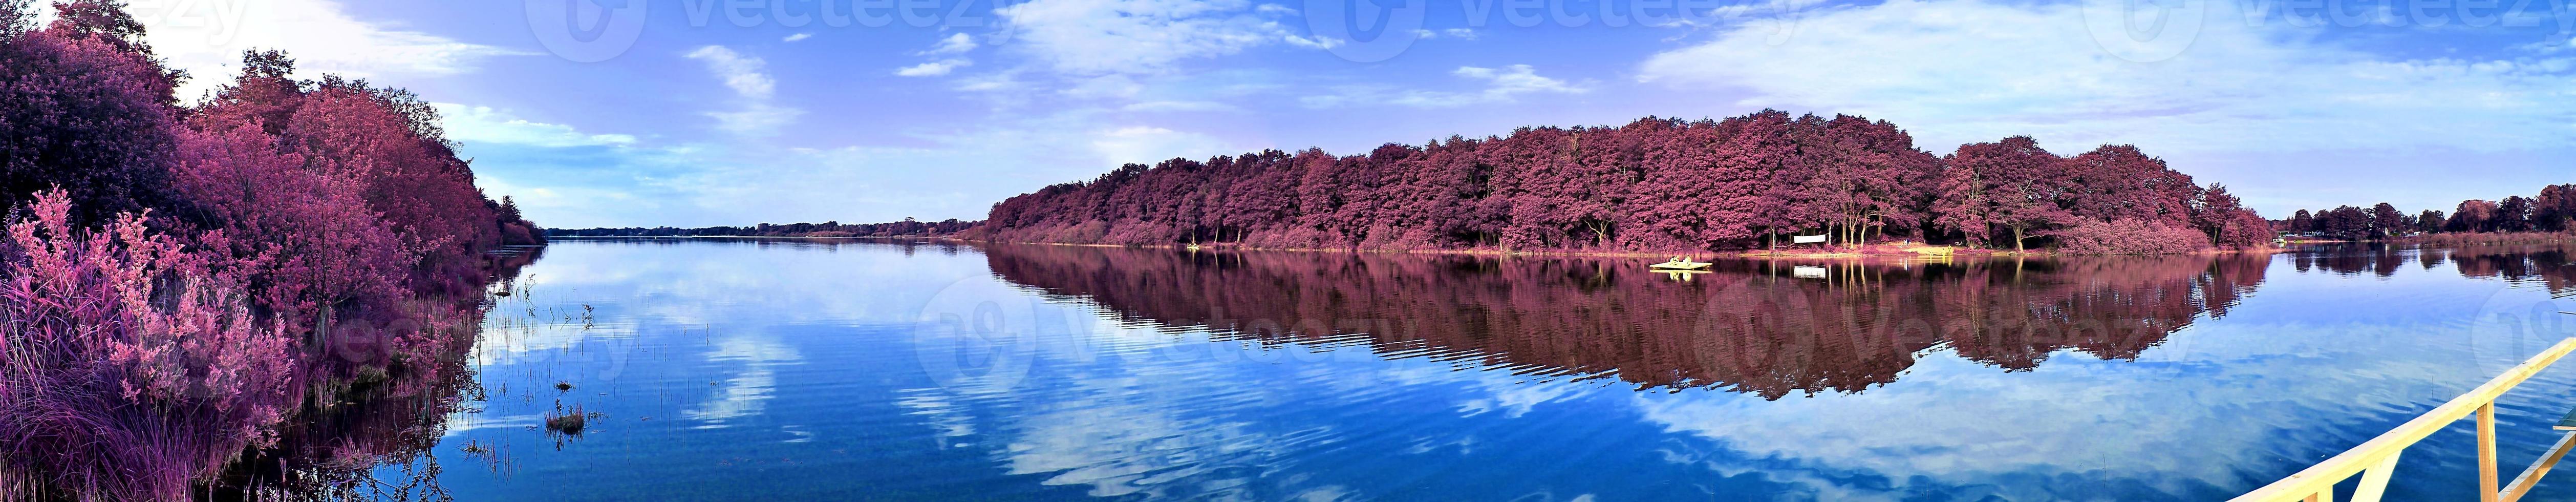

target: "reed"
[2389,231,2573,246]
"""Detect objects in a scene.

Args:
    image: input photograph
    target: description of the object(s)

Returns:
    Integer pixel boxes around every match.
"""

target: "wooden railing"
[2232,337,2576,502]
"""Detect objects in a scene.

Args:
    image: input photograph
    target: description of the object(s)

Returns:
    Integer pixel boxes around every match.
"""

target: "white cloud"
[896,58,972,77]
[1304,65,1588,109]
[436,103,638,148]
[995,0,1308,75]
[954,70,1025,92]
[1090,126,1237,164]
[1061,74,1143,99]
[1415,28,1480,40]
[468,110,1242,227]
[894,34,980,77]
[706,103,806,135]
[682,336,802,426]
[684,46,777,99]
[132,0,526,100]
[1635,0,2576,153]
[1282,33,1340,49]
[923,33,978,55]
[684,46,800,135]
[1447,65,1584,97]
[783,32,813,43]
[1122,100,1238,112]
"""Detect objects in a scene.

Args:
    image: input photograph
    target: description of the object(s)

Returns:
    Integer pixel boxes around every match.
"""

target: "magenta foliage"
[280,82,503,268]
[2291,183,2576,239]
[0,2,543,497]
[173,119,413,351]
[978,111,2267,254]
[2052,219,2215,255]
[0,190,296,501]
[0,28,184,224]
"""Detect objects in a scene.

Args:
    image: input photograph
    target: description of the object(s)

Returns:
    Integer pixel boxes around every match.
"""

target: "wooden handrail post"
[2481,402,2501,502]
[2232,338,2576,501]
[2500,431,2576,502]
[2350,451,2402,502]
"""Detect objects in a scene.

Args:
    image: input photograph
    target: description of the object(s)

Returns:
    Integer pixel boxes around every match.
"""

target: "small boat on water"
[1649,257,1710,270]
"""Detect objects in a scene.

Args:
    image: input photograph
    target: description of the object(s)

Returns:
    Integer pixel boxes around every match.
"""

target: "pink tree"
[1939,136,2070,251]
[2064,144,2198,226]
[0,28,184,222]
[173,118,413,352]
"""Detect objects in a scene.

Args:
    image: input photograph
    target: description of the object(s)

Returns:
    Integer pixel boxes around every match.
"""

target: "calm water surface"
[389,239,2576,501]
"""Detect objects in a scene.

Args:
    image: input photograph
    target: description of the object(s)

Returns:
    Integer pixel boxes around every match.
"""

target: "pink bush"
[0,28,185,224]
[281,82,500,267]
[174,119,415,346]
[2054,219,2214,255]
[0,190,297,500]
[0,7,546,497]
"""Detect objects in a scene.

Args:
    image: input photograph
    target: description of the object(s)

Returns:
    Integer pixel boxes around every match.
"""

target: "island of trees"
[0,2,540,499]
[2285,184,2576,241]
[547,217,976,238]
[972,112,2274,255]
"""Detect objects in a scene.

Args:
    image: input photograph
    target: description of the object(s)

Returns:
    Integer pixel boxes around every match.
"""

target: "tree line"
[547,217,978,238]
[0,1,540,498]
[973,112,2273,254]
[2284,183,2576,240]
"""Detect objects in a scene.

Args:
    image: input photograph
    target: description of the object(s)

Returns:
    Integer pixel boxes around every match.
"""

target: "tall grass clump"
[0,190,297,500]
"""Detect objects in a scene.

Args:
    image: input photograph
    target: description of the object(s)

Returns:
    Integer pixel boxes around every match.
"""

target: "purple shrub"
[2054,219,2215,255]
[0,3,545,497]
[0,190,297,500]
[0,28,185,224]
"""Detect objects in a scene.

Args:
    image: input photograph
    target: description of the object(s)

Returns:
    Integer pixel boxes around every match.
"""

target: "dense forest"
[0,1,541,499]
[2285,183,2576,240]
[973,112,2274,255]
[547,217,976,238]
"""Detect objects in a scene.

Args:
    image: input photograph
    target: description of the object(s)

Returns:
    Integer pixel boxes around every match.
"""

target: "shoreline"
[946,239,2286,260]
[542,234,2303,259]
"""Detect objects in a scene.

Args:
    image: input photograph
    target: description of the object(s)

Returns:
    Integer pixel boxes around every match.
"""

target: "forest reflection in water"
[980,244,2280,399]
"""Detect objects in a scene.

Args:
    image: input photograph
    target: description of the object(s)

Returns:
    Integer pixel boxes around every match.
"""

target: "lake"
[356,239,2576,501]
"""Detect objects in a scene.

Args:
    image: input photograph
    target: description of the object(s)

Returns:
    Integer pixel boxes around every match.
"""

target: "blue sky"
[121,0,2576,228]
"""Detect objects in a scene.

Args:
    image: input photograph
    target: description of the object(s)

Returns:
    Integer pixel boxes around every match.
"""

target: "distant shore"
[942,239,2286,260]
